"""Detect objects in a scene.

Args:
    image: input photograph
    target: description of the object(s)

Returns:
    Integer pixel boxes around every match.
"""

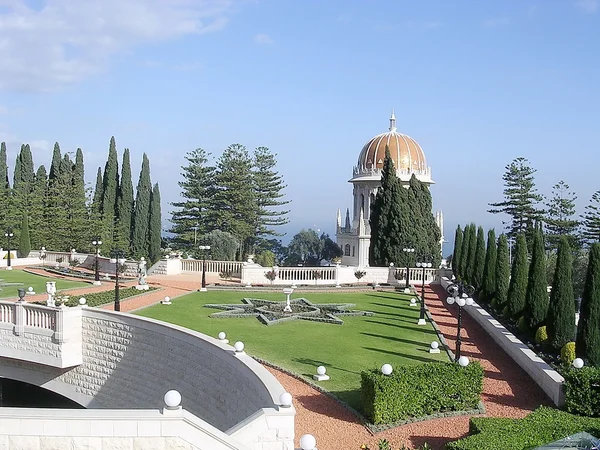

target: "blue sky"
[0,0,599,255]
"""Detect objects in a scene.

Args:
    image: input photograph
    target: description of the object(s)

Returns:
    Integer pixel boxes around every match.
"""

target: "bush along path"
[268,284,552,450]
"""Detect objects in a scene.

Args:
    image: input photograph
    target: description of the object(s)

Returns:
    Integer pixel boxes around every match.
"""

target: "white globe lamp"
[300,434,317,450]
[458,356,470,367]
[218,332,226,340]
[164,390,182,409]
[234,341,245,353]
[279,392,292,408]
[381,363,393,376]
[573,358,584,369]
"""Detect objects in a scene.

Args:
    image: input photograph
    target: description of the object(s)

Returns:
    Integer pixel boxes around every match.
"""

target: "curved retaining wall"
[0,308,284,433]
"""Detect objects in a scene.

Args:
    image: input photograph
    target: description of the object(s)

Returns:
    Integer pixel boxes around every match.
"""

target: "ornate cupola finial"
[389,110,397,132]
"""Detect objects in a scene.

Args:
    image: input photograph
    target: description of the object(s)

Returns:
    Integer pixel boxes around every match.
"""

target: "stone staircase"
[147,259,167,276]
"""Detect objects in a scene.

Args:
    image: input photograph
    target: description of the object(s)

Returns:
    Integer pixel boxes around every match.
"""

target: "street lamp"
[199,244,211,292]
[4,230,14,270]
[91,238,102,285]
[416,256,433,325]
[446,281,475,361]
[109,249,126,312]
[402,247,415,290]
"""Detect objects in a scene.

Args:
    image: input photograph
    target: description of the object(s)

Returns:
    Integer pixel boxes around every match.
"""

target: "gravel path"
[271,284,552,450]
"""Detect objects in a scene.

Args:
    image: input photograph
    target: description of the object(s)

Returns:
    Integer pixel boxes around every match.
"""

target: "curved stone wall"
[0,309,284,432]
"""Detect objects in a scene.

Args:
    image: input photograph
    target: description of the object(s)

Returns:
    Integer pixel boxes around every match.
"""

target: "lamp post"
[199,245,211,292]
[416,256,433,325]
[91,238,102,285]
[109,249,126,312]
[4,230,14,270]
[402,247,415,290]
[446,281,475,361]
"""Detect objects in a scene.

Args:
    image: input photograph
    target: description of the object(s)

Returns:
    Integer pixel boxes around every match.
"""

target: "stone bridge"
[0,300,295,450]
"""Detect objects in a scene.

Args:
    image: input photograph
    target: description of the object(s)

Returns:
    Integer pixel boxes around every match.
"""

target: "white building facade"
[336,113,443,267]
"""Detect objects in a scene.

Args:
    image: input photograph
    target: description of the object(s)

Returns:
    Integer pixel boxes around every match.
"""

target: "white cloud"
[253,33,273,45]
[0,0,237,92]
[575,0,598,13]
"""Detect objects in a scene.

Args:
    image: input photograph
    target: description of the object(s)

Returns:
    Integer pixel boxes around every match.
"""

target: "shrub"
[48,287,156,308]
[560,342,576,364]
[264,270,277,283]
[361,361,484,425]
[446,406,600,450]
[477,289,486,303]
[517,315,528,332]
[534,326,548,344]
[255,251,275,267]
[219,270,233,280]
[2,252,16,259]
[355,270,366,281]
[501,305,510,317]
[563,365,600,417]
[489,298,498,309]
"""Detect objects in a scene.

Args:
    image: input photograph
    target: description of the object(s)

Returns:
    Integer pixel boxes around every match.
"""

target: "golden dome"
[353,112,432,183]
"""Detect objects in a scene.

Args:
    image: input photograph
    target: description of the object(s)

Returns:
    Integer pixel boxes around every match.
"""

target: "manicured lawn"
[0,269,88,299]
[137,289,448,412]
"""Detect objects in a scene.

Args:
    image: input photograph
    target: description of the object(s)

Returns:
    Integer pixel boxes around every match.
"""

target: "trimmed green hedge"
[446,406,600,450]
[563,365,600,417]
[361,361,484,424]
[56,287,157,307]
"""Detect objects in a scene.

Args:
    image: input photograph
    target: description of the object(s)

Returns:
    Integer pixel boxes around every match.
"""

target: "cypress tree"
[132,153,152,258]
[148,183,162,263]
[48,142,62,184]
[463,224,476,284]
[481,229,497,302]
[458,224,470,281]
[18,214,31,258]
[0,142,8,190]
[453,225,463,279]
[507,234,529,317]
[0,143,11,233]
[116,149,134,254]
[411,175,441,266]
[29,166,48,249]
[369,147,403,266]
[547,236,576,350]
[74,148,85,187]
[576,243,600,366]
[70,150,89,251]
[91,167,103,215]
[472,226,486,289]
[12,149,22,191]
[101,137,119,248]
[525,224,550,329]
[495,234,510,306]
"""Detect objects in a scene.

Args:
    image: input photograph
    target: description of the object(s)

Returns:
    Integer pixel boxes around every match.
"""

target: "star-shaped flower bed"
[205,297,374,326]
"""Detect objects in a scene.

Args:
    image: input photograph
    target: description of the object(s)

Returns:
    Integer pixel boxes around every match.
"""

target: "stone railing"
[440,277,565,406]
[180,258,243,276]
[0,300,83,368]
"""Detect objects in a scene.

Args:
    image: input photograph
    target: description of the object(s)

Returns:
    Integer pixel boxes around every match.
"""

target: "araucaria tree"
[547,236,576,350]
[452,225,463,279]
[480,229,497,302]
[494,234,510,307]
[581,191,600,245]
[525,224,549,330]
[576,243,600,366]
[544,181,579,251]
[472,226,486,289]
[507,234,528,318]
[488,157,544,245]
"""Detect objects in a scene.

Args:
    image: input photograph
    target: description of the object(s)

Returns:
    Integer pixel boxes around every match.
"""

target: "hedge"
[563,365,600,417]
[445,406,600,450]
[36,287,157,308]
[361,361,484,425]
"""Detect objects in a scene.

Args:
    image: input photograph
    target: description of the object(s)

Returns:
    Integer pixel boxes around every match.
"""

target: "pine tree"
[547,236,576,350]
[148,183,162,263]
[488,157,544,244]
[458,225,470,281]
[525,224,550,329]
[576,243,600,366]
[452,225,463,279]
[252,146,290,251]
[101,137,119,249]
[481,229,497,302]
[132,153,152,258]
[581,191,600,245]
[115,149,134,254]
[545,181,580,251]
[507,234,529,317]
[495,234,510,306]
[18,214,31,258]
[369,147,403,266]
[472,226,486,289]
[169,148,215,251]
[210,144,257,257]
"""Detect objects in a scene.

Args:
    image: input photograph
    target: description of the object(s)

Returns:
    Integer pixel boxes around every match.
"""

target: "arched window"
[344,244,351,256]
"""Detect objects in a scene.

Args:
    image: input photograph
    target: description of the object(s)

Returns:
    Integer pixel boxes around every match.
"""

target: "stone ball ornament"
[279,392,292,407]
[430,341,439,350]
[164,390,182,409]
[234,341,245,353]
[218,332,226,340]
[317,366,326,376]
[79,297,86,305]
[300,434,317,450]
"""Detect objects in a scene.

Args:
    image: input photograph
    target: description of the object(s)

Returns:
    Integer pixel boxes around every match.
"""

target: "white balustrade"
[25,307,56,330]
[181,259,243,276]
[0,303,13,323]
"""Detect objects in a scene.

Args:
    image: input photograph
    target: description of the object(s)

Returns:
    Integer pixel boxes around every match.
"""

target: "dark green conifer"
[472,226,486,289]
[453,225,463,279]
[507,234,529,317]
[458,224,470,281]
[525,224,550,329]
[115,149,134,254]
[495,234,510,306]
[547,236,576,350]
[132,154,152,258]
[148,183,162,263]
[576,243,600,366]
[18,214,31,258]
[481,229,497,302]
[101,137,119,248]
